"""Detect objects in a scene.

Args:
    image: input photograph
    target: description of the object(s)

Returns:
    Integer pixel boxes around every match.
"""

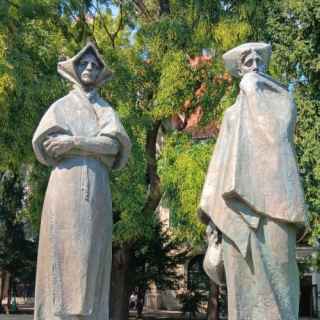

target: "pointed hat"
[57,41,113,87]
[223,42,272,77]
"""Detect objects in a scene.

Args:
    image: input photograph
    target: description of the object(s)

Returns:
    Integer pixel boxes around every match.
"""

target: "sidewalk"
[0,313,318,320]
[0,306,318,320]
[0,317,318,320]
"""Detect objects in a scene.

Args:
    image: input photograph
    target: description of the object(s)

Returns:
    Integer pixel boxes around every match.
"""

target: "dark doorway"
[187,255,209,291]
[299,275,318,317]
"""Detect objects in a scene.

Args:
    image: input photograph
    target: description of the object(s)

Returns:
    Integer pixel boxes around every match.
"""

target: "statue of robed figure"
[199,42,308,320]
[32,42,131,320]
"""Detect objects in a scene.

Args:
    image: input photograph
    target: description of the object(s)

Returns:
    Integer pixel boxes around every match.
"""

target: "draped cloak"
[200,72,308,319]
[199,71,307,257]
[32,87,131,320]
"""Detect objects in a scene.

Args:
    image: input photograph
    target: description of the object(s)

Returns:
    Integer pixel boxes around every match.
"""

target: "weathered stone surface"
[32,42,131,320]
[199,42,308,320]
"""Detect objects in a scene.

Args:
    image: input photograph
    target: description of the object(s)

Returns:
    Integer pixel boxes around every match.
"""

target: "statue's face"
[239,50,266,76]
[76,52,102,86]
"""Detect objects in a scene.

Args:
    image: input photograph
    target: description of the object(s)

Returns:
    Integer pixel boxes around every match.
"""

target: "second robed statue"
[199,42,307,320]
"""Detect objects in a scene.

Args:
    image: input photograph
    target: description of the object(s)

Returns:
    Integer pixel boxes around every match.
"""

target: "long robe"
[32,87,131,320]
[199,72,307,319]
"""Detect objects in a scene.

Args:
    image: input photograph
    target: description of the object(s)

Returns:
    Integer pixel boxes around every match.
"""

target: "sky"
[110,4,119,16]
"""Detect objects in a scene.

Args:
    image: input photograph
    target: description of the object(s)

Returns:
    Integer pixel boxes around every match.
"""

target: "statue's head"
[76,50,103,86]
[223,42,271,78]
[239,49,266,76]
[58,41,112,90]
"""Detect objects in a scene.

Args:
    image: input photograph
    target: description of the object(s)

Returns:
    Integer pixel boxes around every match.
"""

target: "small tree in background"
[0,171,37,313]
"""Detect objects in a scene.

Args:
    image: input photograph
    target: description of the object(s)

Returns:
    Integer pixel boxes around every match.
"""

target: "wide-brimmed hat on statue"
[57,41,113,87]
[223,42,272,78]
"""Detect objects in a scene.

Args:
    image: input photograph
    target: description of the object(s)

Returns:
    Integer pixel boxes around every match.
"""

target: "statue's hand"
[43,135,74,158]
[197,207,211,225]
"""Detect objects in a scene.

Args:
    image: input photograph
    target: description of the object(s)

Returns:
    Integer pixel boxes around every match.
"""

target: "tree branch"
[112,2,124,42]
[94,1,124,49]
[142,120,163,216]
[5,0,19,9]
[132,0,151,19]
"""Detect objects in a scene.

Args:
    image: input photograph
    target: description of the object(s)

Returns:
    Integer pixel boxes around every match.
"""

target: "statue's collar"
[73,85,99,104]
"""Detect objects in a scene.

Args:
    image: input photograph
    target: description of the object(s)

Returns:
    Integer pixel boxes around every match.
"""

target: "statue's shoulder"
[222,100,241,131]
[96,96,113,108]
[224,101,241,119]
[261,73,289,91]
[48,92,73,112]
[95,96,118,115]
[224,104,239,116]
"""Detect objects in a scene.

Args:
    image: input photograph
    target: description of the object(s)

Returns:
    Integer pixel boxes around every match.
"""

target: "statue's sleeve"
[199,112,230,224]
[98,107,131,170]
[227,73,307,225]
[32,104,71,166]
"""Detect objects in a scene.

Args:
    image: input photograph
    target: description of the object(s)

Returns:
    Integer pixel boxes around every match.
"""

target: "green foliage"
[213,19,252,51]
[128,0,249,245]
[100,0,238,247]
[0,171,37,281]
[0,7,69,169]
[266,0,320,245]
[129,221,186,291]
[158,133,213,244]
[154,51,193,119]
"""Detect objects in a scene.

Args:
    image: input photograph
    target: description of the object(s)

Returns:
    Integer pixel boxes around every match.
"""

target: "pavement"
[0,310,186,320]
[0,315,318,320]
[0,316,178,320]
[0,307,318,320]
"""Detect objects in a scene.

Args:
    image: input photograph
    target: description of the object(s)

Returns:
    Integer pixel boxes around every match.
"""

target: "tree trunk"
[142,120,162,217]
[159,0,170,16]
[6,273,12,314]
[0,272,10,314]
[110,246,132,320]
[207,281,219,320]
[0,271,3,312]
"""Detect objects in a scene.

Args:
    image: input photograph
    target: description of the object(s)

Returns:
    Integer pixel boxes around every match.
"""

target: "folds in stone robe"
[32,88,131,320]
[200,72,307,256]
